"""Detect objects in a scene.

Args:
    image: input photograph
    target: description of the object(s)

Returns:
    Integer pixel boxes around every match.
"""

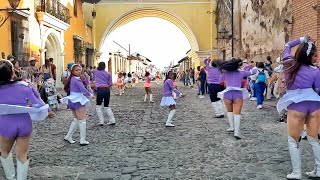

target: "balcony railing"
[40,0,70,24]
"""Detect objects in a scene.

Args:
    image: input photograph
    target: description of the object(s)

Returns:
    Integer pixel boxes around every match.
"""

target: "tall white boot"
[287,136,301,179]
[0,153,16,180]
[173,92,177,99]
[150,94,154,103]
[17,158,29,180]
[78,119,89,145]
[96,105,105,126]
[216,100,225,116]
[226,112,234,132]
[105,107,116,125]
[64,119,78,144]
[166,109,176,127]
[211,102,223,118]
[306,135,320,178]
[233,114,241,139]
[144,94,147,102]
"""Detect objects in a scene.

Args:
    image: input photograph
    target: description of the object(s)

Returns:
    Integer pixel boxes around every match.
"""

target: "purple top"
[243,64,253,71]
[0,82,46,121]
[220,70,256,88]
[282,38,320,91]
[204,58,221,84]
[93,69,113,88]
[163,79,180,97]
[70,77,91,96]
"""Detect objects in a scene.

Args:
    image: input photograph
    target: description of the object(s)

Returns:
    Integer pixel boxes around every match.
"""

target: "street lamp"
[0,0,30,28]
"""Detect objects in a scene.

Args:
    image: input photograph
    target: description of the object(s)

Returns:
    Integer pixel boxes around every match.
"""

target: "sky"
[102,17,191,70]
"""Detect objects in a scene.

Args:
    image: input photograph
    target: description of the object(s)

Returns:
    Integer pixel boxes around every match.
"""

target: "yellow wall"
[0,0,93,67]
[94,3,213,52]
[64,0,93,68]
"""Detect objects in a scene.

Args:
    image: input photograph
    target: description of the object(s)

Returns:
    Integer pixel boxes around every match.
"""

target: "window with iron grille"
[10,14,30,67]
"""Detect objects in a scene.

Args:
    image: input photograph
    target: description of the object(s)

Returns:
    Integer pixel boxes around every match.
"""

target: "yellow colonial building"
[0,0,94,87]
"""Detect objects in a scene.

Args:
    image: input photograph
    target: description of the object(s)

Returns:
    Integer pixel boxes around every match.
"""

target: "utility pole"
[129,44,131,73]
[231,0,234,57]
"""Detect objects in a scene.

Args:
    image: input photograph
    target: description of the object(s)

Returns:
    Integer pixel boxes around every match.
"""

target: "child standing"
[62,64,94,146]
[144,71,154,103]
[160,71,185,127]
[117,72,124,95]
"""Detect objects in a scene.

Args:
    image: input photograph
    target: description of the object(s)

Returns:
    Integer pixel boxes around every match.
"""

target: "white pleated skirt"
[160,96,176,107]
[0,104,49,122]
[61,92,90,107]
[217,87,250,99]
[277,88,320,113]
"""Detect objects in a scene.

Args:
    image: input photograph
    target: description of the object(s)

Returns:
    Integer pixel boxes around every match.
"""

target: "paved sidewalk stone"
[0,83,316,179]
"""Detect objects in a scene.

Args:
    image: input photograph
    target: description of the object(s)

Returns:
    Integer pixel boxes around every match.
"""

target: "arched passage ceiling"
[99,7,199,51]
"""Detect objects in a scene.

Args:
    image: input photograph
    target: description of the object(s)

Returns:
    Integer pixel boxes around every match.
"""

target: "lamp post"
[231,0,234,57]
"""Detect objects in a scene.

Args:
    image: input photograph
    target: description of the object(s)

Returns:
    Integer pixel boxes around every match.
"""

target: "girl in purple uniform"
[160,71,184,127]
[93,62,115,126]
[217,58,256,139]
[277,36,320,180]
[0,60,48,180]
[204,57,224,118]
[62,64,94,146]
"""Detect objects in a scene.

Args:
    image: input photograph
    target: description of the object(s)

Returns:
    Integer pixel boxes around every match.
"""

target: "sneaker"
[199,95,205,99]
[250,97,257,101]
[257,105,262,109]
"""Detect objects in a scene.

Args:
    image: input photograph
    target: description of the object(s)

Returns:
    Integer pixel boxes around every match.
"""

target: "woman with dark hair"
[0,60,48,179]
[204,57,224,118]
[93,62,115,126]
[42,59,52,81]
[217,58,256,139]
[12,60,21,78]
[62,64,94,146]
[160,71,184,127]
[277,36,320,179]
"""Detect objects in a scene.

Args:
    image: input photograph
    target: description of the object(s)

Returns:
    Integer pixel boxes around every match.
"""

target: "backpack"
[257,70,266,83]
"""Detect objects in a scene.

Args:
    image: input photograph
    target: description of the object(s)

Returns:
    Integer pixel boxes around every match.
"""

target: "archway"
[42,32,64,88]
[98,7,199,53]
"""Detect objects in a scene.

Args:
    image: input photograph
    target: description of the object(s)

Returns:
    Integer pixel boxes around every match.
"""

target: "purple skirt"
[224,90,243,101]
[68,100,83,110]
[287,101,320,114]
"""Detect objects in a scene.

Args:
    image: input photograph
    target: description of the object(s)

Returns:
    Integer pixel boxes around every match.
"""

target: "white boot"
[173,92,177,99]
[306,135,320,178]
[0,153,16,180]
[96,105,105,126]
[105,107,116,125]
[166,109,176,127]
[64,119,78,144]
[150,94,154,103]
[17,158,29,180]
[216,100,225,116]
[234,114,241,139]
[226,112,234,132]
[78,119,89,145]
[287,136,301,179]
[144,94,147,102]
[211,102,223,118]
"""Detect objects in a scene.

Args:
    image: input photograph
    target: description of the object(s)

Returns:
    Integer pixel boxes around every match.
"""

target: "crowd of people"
[1,35,320,179]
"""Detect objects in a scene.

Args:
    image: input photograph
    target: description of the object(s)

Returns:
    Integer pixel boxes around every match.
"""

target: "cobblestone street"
[0,83,317,180]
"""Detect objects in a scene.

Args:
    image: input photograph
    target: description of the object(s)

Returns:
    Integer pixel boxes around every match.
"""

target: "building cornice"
[36,12,70,32]
[97,1,210,5]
